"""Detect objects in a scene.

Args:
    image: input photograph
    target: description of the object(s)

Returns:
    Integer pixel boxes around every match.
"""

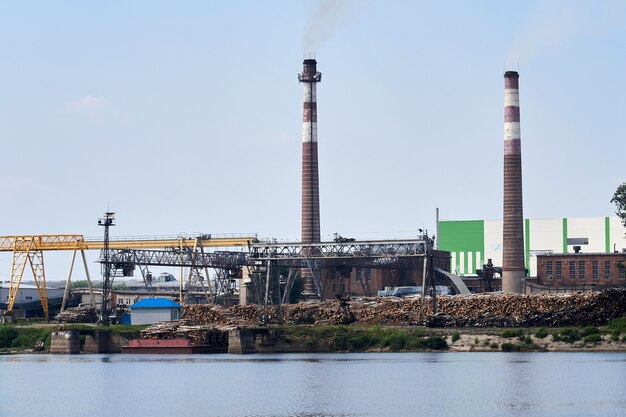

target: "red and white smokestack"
[502,71,525,293]
[299,59,322,295]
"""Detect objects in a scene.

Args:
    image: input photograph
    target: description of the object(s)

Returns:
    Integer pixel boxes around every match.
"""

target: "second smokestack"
[502,71,525,293]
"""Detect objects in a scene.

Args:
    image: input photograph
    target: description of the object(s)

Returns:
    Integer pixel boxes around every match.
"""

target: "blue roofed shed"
[129,298,182,325]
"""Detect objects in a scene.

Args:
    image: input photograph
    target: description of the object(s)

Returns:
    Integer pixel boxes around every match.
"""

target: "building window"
[25,296,33,301]
[331,283,337,293]
[619,262,626,280]
[341,282,346,293]
[569,262,576,280]
[556,261,563,280]
[592,261,599,280]
[604,261,611,279]
[579,261,586,280]
[546,261,553,280]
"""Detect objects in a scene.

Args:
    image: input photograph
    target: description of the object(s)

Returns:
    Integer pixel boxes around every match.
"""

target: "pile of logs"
[141,320,228,345]
[428,289,626,327]
[178,289,626,328]
[54,306,98,323]
[183,304,261,327]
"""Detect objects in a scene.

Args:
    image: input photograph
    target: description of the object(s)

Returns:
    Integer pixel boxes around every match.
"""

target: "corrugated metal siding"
[130,308,178,325]
[439,217,626,277]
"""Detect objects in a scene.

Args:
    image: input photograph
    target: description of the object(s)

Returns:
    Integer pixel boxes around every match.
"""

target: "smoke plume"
[302,0,356,52]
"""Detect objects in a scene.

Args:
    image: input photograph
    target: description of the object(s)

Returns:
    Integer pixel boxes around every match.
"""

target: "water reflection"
[1,352,626,417]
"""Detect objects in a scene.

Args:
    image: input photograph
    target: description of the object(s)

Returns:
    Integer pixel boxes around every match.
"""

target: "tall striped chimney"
[502,71,525,293]
[299,59,322,295]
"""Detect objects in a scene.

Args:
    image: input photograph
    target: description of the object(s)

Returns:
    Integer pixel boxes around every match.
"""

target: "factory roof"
[0,282,63,290]
[130,298,181,309]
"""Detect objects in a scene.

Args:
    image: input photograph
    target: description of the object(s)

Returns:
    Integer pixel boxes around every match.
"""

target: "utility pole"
[98,212,115,325]
[419,230,436,319]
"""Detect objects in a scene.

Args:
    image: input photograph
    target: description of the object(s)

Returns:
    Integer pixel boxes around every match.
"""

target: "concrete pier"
[50,330,80,354]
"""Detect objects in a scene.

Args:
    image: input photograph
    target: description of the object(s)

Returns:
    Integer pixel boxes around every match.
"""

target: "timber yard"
[2,59,626,355]
[5,4,626,417]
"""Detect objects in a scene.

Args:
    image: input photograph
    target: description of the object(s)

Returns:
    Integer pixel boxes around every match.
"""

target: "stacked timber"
[183,304,261,327]
[141,320,229,345]
[54,306,98,323]
[176,289,626,328]
[428,289,626,327]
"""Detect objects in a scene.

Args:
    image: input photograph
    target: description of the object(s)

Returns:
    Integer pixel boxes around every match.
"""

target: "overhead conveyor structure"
[0,234,257,320]
[104,248,249,304]
[1,233,454,321]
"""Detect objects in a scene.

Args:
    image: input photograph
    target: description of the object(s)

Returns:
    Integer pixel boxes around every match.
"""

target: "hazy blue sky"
[1,0,624,262]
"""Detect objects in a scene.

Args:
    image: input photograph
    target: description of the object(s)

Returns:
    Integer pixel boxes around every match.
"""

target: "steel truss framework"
[1,235,439,320]
[249,239,429,299]
[104,248,248,304]
[101,239,437,313]
[248,239,427,260]
[0,234,256,320]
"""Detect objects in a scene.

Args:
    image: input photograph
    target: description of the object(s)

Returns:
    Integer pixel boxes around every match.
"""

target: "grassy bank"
[0,325,53,353]
[0,324,147,354]
[274,317,626,353]
[278,325,448,352]
[4,318,626,354]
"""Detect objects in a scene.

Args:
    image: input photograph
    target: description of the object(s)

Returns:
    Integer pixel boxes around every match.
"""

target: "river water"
[1,352,625,417]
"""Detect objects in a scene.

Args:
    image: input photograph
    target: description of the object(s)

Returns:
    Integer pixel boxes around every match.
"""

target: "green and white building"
[438,217,626,277]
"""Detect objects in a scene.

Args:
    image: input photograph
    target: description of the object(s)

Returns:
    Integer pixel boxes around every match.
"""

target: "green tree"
[611,182,626,228]
[69,280,90,289]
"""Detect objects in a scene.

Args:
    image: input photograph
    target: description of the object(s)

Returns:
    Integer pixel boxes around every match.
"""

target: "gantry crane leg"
[7,250,31,314]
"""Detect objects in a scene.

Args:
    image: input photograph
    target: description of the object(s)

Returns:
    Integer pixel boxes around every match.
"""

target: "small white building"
[129,298,182,325]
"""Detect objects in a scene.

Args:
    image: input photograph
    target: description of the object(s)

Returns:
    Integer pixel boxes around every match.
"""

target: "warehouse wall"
[439,217,626,277]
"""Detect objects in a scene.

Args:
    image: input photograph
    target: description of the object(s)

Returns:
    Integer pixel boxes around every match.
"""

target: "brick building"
[322,250,451,298]
[536,252,626,287]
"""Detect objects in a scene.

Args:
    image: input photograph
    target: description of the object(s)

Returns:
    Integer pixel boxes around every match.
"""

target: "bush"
[534,328,549,339]
[553,328,581,343]
[607,317,626,333]
[501,342,520,352]
[611,330,620,342]
[502,341,541,352]
[0,326,18,348]
[0,326,52,350]
[584,334,603,344]
[489,342,499,349]
[451,332,460,343]
[500,329,524,338]
[582,326,600,337]
[522,336,533,345]
[418,336,448,350]
[382,333,407,351]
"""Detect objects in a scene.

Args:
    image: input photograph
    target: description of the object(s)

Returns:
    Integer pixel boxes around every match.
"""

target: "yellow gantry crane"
[0,234,255,321]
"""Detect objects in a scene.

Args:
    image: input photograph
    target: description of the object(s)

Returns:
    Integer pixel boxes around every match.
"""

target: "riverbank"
[3,322,626,353]
[271,323,626,353]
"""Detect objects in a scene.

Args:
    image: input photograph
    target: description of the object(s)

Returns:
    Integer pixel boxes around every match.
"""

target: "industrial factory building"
[0,282,65,319]
[438,216,626,280]
[321,250,452,298]
[535,252,626,288]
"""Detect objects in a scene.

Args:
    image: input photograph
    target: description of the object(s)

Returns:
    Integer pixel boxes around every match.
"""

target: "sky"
[0,0,625,280]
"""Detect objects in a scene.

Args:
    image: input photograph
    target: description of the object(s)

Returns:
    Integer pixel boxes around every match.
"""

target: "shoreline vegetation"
[275,321,626,353]
[2,318,626,354]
